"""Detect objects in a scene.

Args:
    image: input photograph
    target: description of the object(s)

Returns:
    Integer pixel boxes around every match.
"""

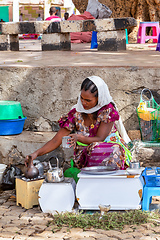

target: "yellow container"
[16,177,44,209]
[137,102,152,121]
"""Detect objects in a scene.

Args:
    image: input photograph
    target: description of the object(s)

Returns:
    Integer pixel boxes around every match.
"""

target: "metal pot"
[129,161,140,169]
[25,155,39,179]
[46,158,64,183]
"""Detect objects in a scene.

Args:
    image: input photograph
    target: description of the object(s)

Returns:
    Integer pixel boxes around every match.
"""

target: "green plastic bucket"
[0,101,24,120]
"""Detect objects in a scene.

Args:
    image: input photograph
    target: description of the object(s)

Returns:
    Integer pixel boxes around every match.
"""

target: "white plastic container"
[62,136,71,148]
[38,178,76,213]
[0,164,7,184]
[76,170,144,210]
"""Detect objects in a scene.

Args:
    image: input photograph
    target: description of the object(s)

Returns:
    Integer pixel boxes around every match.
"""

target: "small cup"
[129,161,140,169]
[62,136,71,148]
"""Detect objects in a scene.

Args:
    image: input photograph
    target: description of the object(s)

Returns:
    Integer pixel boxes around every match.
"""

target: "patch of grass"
[48,210,160,231]
[17,60,23,62]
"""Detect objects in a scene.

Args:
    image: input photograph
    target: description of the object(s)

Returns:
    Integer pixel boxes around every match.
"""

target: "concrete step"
[128,130,160,167]
[0,131,57,165]
[0,130,159,168]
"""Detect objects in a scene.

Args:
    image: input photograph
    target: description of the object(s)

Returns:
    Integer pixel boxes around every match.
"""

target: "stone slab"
[41,33,71,51]
[0,18,137,35]
[0,18,136,52]
[0,35,9,51]
[10,34,19,51]
[97,30,126,51]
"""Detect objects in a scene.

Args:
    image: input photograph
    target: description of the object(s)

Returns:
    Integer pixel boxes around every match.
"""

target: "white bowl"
[0,171,5,184]
[0,164,7,184]
[126,167,145,175]
[0,172,3,183]
[0,164,7,171]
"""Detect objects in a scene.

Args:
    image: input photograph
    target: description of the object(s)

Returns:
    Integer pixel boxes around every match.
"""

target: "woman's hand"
[69,122,114,146]
[24,128,71,167]
[25,152,38,167]
[69,134,82,148]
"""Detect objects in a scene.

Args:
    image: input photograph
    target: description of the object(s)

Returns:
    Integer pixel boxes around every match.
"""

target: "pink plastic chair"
[137,22,159,43]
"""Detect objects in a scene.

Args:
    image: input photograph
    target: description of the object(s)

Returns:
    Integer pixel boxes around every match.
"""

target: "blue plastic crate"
[0,117,27,135]
[142,167,160,187]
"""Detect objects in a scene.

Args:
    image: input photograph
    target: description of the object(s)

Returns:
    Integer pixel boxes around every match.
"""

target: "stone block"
[10,219,29,228]
[9,205,26,211]
[27,237,46,240]
[97,30,126,51]
[95,19,114,32]
[0,231,15,239]
[61,20,83,33]
[9,34,19,51]
[34,117,52,131]
[138,146,160,167]
[34,21,44,34]
[41,33,71,51]
[82,20,96,32]
[2,226,20,232]
[19,22,36,34]
[30,224,47,233]
[43,21,61,34]
[128,130,141,140]
[19,228,36,236]
[3,210,20,217]
[14,235,29,240]
[0,35,9,51]
[2,215,19,222]
[35,230,55,238]
[2,22,19,35]
[114,18,137,30]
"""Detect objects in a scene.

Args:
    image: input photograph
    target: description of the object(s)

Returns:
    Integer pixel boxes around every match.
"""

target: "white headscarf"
[75,76,131,143]
[76,76,112,114]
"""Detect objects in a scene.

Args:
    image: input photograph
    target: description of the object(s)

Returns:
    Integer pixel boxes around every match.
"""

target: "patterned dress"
[58,103,131,169]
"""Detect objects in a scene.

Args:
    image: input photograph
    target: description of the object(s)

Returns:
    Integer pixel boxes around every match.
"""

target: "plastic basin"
[0,101,24,120]
[142,167,160,187]
[0,117,27,135]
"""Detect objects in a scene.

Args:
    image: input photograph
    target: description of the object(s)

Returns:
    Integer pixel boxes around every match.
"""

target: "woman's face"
[80,89,98,110]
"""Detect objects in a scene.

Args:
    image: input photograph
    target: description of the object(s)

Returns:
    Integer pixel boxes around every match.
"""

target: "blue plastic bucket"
[0,117,27,135]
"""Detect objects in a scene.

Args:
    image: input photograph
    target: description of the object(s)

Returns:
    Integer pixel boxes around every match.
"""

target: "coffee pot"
[25,155,39,179]
[46,157,64,183]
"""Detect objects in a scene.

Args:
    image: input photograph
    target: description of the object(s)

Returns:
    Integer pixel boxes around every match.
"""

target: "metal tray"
[81,166,117,175]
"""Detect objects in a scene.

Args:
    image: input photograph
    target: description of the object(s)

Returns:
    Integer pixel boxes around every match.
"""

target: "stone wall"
[0,66,160,132]
[0,66,160,168]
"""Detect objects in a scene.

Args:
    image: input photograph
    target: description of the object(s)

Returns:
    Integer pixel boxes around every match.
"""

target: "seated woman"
[25,76,131,170]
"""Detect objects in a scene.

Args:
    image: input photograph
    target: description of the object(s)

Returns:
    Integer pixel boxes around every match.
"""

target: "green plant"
[48,210,160,231]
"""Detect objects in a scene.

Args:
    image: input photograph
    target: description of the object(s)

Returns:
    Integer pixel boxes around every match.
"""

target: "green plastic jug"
[64,159,80,183]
